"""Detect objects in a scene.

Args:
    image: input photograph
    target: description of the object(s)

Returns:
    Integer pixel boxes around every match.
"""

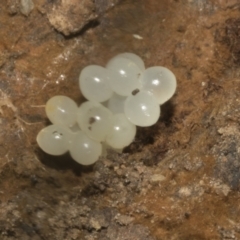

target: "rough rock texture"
[46,0,119,36]
[2,0,240,239]
[47,0,97,36]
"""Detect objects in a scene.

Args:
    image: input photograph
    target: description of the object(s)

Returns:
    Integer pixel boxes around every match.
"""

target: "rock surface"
[1,0,240,239]
[46,0,119,36]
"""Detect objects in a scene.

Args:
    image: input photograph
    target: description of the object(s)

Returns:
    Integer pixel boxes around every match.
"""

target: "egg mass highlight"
[124,91,160,127]
[79,65,113,102]
[140,66,177,105]
[37,53,176,165]
[106,113,136,149]
[37,124,72,156]
[109,52,145,71]
[45,95,78,128]
[69,131,102,165]
[77,101,113,142]
[106,57,142,96]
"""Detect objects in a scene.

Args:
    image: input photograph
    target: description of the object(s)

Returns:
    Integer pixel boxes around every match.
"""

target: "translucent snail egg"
[45,95,78,128]
[37,124,72,155]
[106,113,136,149]
[106,57,142,96]
[107,92,126,114]
[101,143,123,157]
[69,131,102,165]
[140,66,177,105]
[79,65,113,102]
[110,53,145,71]
[77,101,113,142]
[124,90,160,127]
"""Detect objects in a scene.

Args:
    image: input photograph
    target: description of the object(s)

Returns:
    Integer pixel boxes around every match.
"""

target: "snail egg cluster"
[37,53,176,165]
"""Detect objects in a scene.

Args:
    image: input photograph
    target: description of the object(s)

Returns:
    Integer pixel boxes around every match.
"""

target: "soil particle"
[7,0,20,15]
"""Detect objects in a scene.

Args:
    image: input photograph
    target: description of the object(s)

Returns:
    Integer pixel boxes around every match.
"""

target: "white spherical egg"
[124,90,160,127]
[110,53,145,71]
[45,95,78,128]
[107,92,126,114]
[106,113,136,149]
[79,65,113,102]
[140,66,177,105]
[106,57,142,96]
[101,143,123,157]
[69,131,102,165]
[77,101,113,142]
[37,124,72,155]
